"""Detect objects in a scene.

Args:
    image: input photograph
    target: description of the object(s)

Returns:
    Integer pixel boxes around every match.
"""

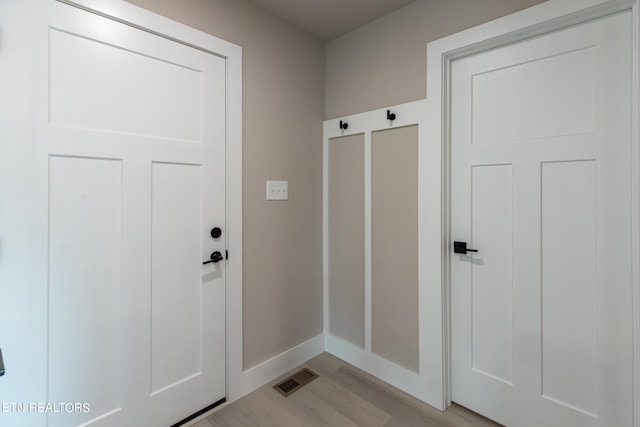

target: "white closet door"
[451,12,633,427]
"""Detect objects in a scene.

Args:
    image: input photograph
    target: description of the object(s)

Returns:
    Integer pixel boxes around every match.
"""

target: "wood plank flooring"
[193,352,501,427]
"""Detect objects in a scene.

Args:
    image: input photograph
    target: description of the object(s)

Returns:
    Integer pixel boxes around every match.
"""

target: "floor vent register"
[273,368,318,397]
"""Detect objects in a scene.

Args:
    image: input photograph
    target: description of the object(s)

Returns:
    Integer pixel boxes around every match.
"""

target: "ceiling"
[246,0,418,40]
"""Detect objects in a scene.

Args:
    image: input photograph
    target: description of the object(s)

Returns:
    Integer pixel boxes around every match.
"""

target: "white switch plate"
[266,180,288,200]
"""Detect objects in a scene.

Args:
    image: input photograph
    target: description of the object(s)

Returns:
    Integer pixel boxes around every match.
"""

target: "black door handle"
[0,348,5,376]
[453,241,478,254]
[203,251,224,265]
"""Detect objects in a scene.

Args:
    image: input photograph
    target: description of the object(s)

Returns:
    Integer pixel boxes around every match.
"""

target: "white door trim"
[51,0,245,406]
[424,0,639,423]
[633,2,640,426]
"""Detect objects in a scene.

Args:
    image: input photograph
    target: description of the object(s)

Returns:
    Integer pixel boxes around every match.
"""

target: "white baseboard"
[325,334,431,405]
[232,333,325,401]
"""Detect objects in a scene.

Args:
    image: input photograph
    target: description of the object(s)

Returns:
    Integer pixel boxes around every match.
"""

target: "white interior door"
[450,12,633,427]
[0,2,226,426]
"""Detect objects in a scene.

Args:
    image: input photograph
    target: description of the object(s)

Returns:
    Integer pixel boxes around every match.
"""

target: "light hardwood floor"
[193,352,501,427]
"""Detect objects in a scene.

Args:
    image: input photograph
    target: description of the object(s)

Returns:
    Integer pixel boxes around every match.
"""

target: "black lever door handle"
[453,241,478,254]
[0,348,5,376]
[203,251,224,265]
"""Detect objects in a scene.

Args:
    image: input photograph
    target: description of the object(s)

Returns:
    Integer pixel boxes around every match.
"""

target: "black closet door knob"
[211,227,222,239]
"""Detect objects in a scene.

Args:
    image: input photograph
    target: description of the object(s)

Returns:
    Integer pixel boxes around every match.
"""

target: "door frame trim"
[424,0,639,423]
[53,0,245,407]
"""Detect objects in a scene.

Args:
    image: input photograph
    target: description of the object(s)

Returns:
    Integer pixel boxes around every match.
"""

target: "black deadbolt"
[211,227,222,239]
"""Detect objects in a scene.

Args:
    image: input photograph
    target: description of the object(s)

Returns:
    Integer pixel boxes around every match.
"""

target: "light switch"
[266,180,288,201]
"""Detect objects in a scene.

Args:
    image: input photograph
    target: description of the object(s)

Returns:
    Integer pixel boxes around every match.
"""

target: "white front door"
[0,2,226,426]
[451,12,633,427]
